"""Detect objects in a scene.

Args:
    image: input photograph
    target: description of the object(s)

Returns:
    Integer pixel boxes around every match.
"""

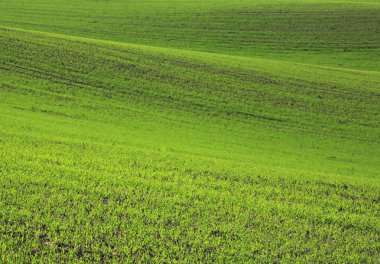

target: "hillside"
[0,0,379,70]
[0,1,379,263]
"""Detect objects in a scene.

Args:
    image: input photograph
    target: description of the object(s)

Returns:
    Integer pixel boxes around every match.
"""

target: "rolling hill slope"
[1,27,379,262]
[0,0,379,263]
[0,0,379,70]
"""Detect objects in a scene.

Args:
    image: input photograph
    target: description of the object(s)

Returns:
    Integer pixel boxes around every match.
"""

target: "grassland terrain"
[0,0,379,263]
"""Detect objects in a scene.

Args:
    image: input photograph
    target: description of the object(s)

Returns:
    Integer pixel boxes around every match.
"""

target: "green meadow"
[0,0,379,263]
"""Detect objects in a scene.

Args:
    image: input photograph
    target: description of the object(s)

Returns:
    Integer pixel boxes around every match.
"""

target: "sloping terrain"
[0,0,379,70]
[0,0,379,263]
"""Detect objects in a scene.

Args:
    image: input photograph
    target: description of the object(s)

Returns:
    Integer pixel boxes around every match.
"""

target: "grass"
[0,0,379,70]
[0,0,379,263]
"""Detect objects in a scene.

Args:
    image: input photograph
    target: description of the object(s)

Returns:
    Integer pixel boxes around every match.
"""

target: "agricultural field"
[0,0,379,263]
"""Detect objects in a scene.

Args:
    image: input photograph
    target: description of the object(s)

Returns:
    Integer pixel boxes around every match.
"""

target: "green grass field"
[0,0,379,263]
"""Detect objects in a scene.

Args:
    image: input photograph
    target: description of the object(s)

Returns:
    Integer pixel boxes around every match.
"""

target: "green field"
[0,0,379,263]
